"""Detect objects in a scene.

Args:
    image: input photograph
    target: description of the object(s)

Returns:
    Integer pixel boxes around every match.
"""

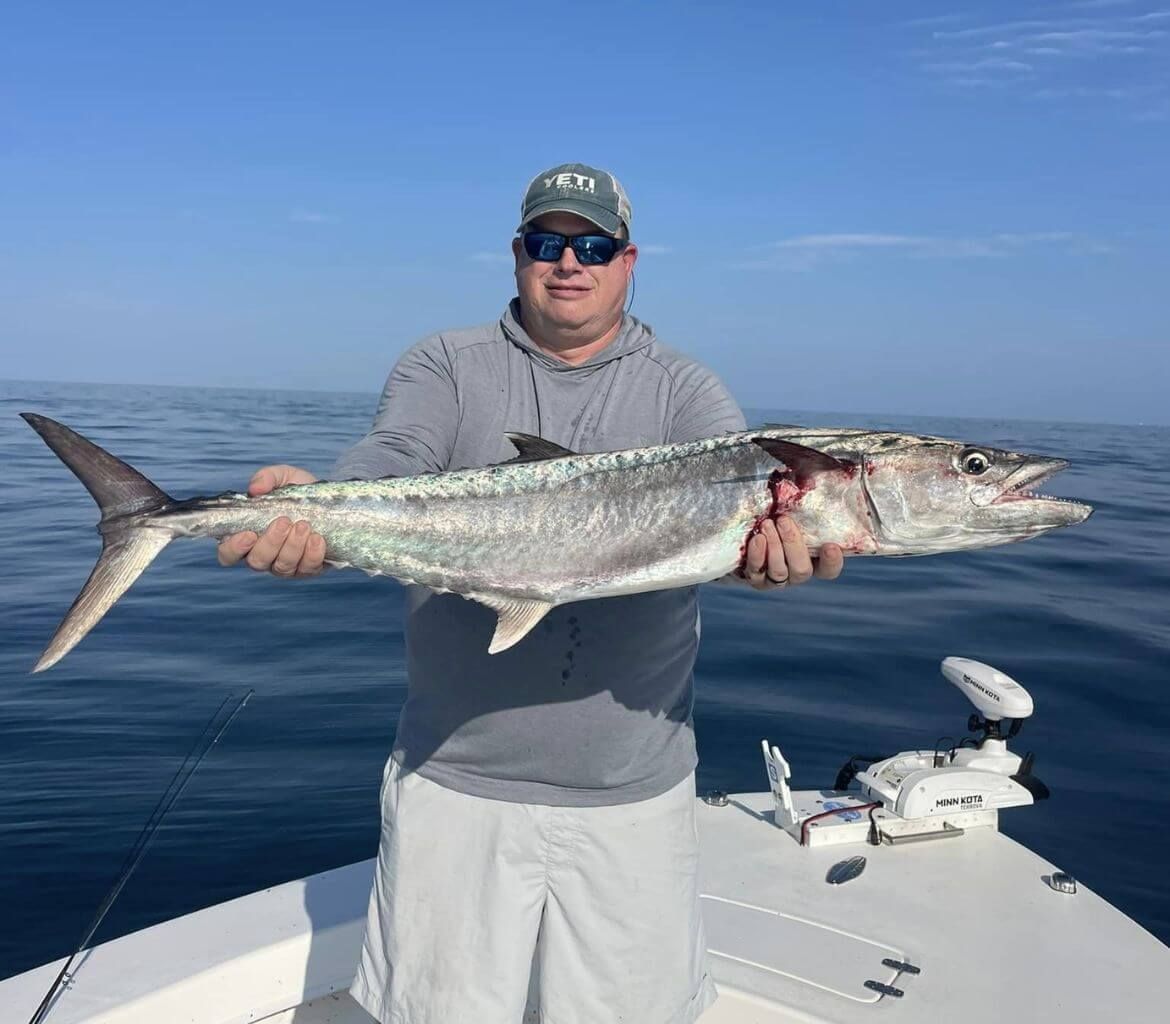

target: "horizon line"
[2,376,1164,432]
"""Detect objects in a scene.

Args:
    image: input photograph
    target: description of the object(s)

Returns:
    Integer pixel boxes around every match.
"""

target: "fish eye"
[960,449,991,475]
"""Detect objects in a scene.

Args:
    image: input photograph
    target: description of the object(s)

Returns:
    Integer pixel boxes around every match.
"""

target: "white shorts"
[350,760,717,1024]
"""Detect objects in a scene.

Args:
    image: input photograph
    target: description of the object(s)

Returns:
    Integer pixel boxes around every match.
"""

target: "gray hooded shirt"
[334,300,745,805]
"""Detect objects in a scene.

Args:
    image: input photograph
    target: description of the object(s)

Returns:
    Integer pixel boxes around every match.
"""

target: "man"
[218,163,843,1024]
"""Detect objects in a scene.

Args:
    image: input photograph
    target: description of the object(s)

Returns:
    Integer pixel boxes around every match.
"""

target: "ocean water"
[0,378,1167,979]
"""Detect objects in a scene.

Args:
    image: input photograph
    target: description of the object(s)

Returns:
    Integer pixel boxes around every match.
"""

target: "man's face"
[512,211,638,340]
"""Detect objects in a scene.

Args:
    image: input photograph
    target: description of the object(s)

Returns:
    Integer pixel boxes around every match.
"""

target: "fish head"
[860,438,1093,553]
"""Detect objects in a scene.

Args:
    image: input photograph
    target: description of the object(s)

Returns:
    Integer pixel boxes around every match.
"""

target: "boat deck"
[2,792,1166,1023]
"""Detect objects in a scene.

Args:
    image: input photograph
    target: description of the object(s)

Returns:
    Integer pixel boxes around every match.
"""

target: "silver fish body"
[20,415,1093,671]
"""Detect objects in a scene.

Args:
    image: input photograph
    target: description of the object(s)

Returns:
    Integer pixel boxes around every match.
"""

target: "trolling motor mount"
[760,658,1050,849]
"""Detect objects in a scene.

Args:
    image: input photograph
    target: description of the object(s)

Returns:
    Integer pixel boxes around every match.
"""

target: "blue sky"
[1,1,1167,423]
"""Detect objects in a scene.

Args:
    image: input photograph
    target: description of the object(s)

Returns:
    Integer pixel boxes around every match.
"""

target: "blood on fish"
[771,478,804,512]
[737,469,812,575]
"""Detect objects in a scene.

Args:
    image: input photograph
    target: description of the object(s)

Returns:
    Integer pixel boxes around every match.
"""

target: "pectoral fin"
[469,594,555,653]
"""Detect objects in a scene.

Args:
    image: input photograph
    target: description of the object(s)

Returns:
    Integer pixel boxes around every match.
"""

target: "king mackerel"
[22,413,1091,672]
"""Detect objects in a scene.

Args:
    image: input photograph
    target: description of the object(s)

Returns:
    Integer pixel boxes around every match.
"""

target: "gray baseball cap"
[518,162,632,236]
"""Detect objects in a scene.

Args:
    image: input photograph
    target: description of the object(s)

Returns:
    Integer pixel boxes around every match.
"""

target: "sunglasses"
[521,231,629,266]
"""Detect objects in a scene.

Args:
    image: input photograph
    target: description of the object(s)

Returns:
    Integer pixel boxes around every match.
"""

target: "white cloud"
[949,76,1012,87]
[1030,27,1165,41]
[290,210,336,224]
[469,251,513,264]
[637,244,673,255]
[1132,101,1170,118]
[741,231,1108,270]
[902,13,971,29]
[905,4,1168,110]
[933,22,1164,49]
[1034,85,1141,98]
[922,57,1033,72]
[772,233,925,249]
[992,232,1076,244]
[933,20,1072,41]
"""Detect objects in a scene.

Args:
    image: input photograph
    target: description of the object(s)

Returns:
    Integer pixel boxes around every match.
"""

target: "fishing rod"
[26,689,254,1024]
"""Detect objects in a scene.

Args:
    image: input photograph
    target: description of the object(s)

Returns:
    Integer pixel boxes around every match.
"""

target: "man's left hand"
[742,515,844,591]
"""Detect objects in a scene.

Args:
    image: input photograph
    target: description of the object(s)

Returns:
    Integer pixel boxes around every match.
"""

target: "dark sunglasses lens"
[570,236,620,265]
[522,232,624,265]
[523,233,567,261]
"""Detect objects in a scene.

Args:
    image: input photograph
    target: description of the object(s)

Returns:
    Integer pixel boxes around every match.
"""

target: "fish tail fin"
[21,413,176,672]
[34,529,173,672]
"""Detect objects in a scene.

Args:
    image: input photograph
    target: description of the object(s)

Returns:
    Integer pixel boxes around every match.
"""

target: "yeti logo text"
[545,173,596,193]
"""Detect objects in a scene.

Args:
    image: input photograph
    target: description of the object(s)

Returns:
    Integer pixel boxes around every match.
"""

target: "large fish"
[21,414,1092,671]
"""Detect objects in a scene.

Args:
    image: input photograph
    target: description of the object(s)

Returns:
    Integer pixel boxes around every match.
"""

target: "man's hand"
[742,515,844,591]
[216,465,326,577]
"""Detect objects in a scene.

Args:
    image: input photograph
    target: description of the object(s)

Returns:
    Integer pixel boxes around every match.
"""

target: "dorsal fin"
[504,432,577,463]
[752,437,854,476]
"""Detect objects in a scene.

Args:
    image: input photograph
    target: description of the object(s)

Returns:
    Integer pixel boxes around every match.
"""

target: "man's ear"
[511,236,523,270]
[623,242,638,280]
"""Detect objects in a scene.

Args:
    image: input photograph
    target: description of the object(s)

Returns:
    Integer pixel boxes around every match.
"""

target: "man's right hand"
[217,465,327,577]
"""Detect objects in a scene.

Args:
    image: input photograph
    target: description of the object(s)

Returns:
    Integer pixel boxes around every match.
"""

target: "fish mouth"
[985,458,1093,526]
[991,458,1069,504]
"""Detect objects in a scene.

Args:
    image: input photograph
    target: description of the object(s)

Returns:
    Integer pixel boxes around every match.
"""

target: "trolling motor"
[941,657,1044,781]
[762,658,1050,848]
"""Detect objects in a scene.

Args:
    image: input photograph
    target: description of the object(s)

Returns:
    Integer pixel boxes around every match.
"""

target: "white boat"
[3,658,1166,1023]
